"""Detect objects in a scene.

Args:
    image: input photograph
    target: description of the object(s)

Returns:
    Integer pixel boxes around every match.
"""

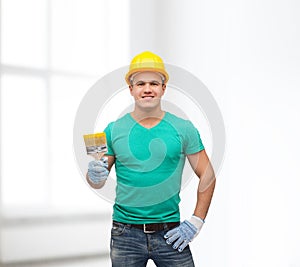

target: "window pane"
[0,75,47,206]
[1,0,47,68]
[0,0,129,214]
[50,0,129,75]
[50,0,109,75]
[50,75,111,212]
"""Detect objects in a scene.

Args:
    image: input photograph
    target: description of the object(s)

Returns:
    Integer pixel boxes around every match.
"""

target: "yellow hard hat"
[125,51,169,85]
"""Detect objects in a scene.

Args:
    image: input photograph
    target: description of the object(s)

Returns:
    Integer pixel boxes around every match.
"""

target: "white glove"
[87,157,109,184]
[164,215,204,252]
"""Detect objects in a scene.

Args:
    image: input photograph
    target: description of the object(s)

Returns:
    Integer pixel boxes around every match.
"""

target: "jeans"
[110,221,195,267]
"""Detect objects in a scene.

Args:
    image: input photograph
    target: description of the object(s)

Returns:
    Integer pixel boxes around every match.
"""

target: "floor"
[0,256,109,267]
[0,256,157,267]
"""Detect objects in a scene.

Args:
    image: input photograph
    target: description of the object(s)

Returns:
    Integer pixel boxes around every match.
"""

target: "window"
[0,0,129,215]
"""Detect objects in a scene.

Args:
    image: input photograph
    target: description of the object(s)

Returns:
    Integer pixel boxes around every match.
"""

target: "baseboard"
[0,212,111,264]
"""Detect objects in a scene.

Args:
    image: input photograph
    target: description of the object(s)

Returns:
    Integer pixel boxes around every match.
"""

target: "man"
[87,51,216,267]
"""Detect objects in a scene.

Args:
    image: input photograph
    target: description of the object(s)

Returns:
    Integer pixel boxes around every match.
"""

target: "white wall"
[130,0,300,266]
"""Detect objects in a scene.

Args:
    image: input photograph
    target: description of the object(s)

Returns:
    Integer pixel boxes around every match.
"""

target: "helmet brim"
[125,68,169,85]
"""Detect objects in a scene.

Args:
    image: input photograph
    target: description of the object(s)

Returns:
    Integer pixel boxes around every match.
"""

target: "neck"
[131,107,165,128]
[131,106,164,120]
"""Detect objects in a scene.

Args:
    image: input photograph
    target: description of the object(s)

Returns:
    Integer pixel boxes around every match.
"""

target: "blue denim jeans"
[110,221,195,267]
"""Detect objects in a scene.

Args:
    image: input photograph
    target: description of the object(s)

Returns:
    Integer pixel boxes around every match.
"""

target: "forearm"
[193,178,216,220]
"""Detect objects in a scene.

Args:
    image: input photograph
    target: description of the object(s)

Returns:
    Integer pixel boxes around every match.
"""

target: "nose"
[143,83,152,92]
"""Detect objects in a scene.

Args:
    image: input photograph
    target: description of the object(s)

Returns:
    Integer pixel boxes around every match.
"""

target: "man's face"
[129,71,166,111]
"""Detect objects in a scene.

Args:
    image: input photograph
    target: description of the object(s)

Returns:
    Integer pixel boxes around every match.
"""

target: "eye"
[136,81,145,87]
[150,81,160,87]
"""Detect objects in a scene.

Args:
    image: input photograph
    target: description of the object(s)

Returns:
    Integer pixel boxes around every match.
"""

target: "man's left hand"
[164,215,204,252]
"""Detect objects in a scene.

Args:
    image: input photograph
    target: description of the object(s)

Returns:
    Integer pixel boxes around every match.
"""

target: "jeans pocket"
[111,222,126,236]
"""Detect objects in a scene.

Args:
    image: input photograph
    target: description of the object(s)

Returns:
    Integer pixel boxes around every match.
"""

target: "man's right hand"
[87,157,109,184]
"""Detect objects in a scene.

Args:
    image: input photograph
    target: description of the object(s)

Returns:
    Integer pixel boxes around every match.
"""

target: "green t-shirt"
[104,112,204,224]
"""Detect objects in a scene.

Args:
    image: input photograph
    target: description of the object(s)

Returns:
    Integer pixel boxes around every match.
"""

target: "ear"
[162,84,166,95]
[129,85,133,95]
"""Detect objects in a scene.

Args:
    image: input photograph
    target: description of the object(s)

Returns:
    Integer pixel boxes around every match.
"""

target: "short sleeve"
[104,122,115,156]
[183,121,205,155]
